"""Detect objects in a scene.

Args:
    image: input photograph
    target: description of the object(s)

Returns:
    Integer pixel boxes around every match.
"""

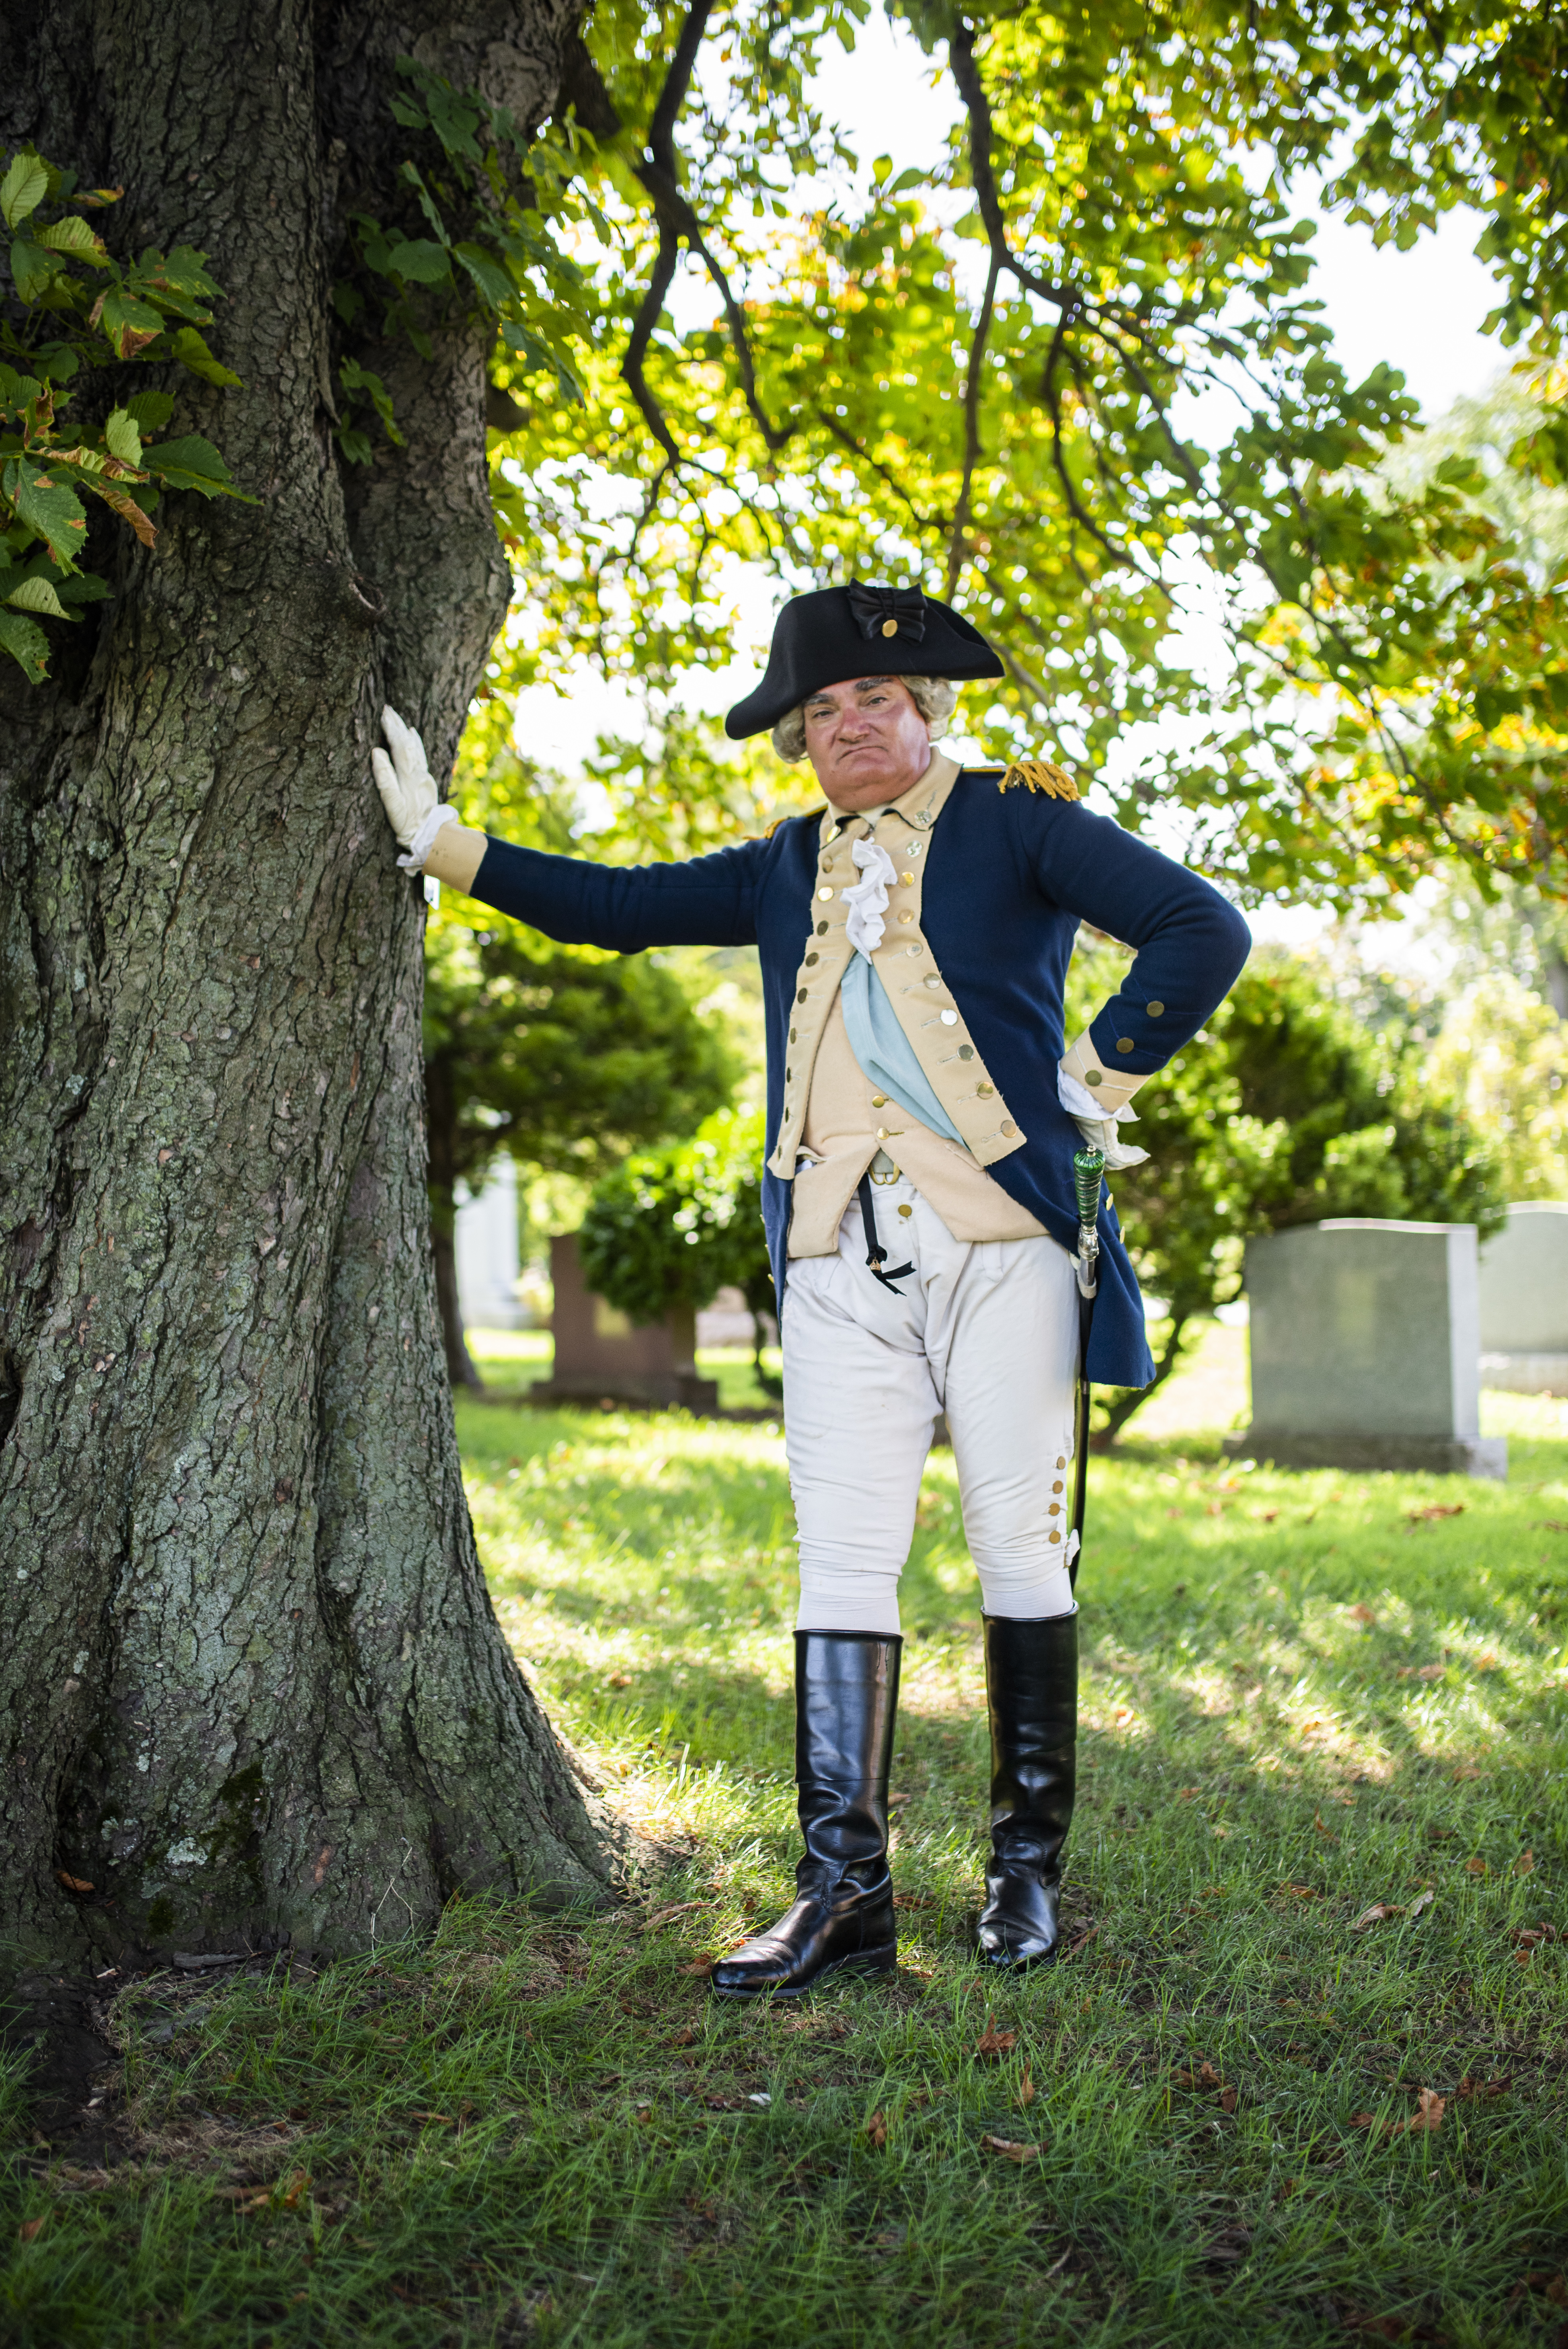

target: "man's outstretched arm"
[372,705,764,952]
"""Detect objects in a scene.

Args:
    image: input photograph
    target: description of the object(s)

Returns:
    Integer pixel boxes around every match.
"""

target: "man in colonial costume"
[374,583,1250,1995]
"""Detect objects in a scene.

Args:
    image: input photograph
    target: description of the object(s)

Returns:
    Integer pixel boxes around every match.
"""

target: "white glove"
[371,705,458,871]
[1058,1068,1149,1169]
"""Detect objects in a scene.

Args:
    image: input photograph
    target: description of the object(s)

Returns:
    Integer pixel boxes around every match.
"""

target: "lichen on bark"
[0,0,620,1974]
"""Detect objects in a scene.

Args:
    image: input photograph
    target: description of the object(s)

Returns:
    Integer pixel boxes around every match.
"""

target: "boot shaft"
[982,1611,1077,1851]
[794,1630,901,1881]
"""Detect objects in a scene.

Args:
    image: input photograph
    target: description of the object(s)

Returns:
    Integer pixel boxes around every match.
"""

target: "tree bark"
[0,0,618,1975]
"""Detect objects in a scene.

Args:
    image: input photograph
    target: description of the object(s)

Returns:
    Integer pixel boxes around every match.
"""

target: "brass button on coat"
[1116,1037,1134,1053]
[1086,1069,1103,1087]
[1052,1479,1063,1494]
[1000,1119,1016,1135]
[940,1010,958,1026]
[1147,999,1164,1016]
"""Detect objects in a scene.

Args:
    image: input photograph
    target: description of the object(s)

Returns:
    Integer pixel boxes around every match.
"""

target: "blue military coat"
[470,769,1250,1388]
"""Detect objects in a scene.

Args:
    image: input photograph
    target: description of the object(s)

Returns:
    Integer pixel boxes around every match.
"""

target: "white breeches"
[780,1173,1080,1636]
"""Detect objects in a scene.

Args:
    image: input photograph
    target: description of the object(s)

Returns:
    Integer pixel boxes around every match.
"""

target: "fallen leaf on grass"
[1314,1813,1339,1842]
[864,2110,888,2150]
[1511,1848,1536,1878]
[974,2015,1018,2058]
[681,1957,715,1978]
[641,1902,709,1935]
[1511,2274,1568,2308]
[1455,2076,1511,2100]
[1018,2065,1036,2109]
[1279,1883,1320,1900]
[1451,1765,1483,1782]
[979,2133,1041,2162]
[1219,2086,1238,2114]
[1399,2089,1445,2136]
[17,2218,45,2242]
[1463,1856,1488,1877]
[668,2026,698,2048]
[1513,1924,1558,1949]
[1407,1890,1437,1919]
[1396,1664,1446,1682]
[1064,1922,1099,1959]
[1407,1502,1465,1525]
[1349,1604,1378,1626]
[1344,2313,1447,2343]
[1353,1903,1405,1931]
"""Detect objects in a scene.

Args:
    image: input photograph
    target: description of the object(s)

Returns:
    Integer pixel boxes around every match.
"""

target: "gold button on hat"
[881,618,898,638]
[1116,1037,1134,1054]
[1147,999,1164,1016]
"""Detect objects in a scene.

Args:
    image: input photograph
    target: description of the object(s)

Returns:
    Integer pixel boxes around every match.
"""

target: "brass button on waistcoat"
[805,952,819,966]
[940,1010,958,1026]
[1000,1119,1017,1135]
[871,1094,886,1108]
[818,886,834,899]
[977,1083,994,1097]
[898,910,914,924]
[790,1026,798,1041]
[797,988,808,1003]
[1052,1479,1064,1494]
[958,1044,974,1060]
[817,921,828,935]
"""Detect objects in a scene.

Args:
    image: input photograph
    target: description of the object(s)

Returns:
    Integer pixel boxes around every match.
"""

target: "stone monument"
[1478,1201,1568,1395]
[529,1233,719,1413]
[1224,1219,1506,1479]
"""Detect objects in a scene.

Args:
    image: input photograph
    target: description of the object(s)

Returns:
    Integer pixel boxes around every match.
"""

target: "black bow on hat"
[724,582,1004,739]
[846,581,927,643]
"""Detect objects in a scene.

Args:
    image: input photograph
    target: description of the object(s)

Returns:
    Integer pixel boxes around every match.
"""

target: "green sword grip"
[1073,1146,1106,1225]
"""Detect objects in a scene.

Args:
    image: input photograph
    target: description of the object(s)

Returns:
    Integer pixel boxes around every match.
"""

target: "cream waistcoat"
[777,751,1046,1258]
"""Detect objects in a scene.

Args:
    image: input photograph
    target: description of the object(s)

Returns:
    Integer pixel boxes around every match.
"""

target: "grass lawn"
[4,1369,1566,2347]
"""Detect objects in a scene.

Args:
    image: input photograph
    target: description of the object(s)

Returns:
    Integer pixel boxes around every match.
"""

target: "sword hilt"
[1073,1146,1106,1299]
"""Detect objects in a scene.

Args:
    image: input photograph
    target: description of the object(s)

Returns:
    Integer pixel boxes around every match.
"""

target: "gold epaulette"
[997,757,1078,801]
[763,802,828,839]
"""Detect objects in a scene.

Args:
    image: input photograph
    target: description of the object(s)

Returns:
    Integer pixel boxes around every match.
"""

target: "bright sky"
[511,10,1515,944]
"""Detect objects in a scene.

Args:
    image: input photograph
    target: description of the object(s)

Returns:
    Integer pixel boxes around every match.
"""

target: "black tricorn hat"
[724,581,1005,740]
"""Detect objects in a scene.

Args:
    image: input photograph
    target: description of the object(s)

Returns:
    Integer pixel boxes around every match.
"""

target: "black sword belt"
[856,1171,914,1294]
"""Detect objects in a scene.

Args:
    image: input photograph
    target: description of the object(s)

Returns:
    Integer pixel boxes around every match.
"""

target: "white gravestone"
[1478,1202,1568,1396]
[454,1157,525,1332]
[1224,1219,1506,1479]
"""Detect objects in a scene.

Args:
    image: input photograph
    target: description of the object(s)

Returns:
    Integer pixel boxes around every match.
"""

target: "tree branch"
[947,245,1000,599]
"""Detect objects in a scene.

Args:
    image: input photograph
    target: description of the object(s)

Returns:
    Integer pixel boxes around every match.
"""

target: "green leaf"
[454,242,514,310]
[123,389,176,431]
[35,214,109,264]
[9,237,60,302]
[0,152,49,231]
[136,244,223,315]
[385,237,452,285]
[54,568,112,606]
[103,408,143,466]
[4,572,68,618]
[0,603,50,681]
[168,325,242,386]
[97,286,165,359]
[2,456,90,569]
[339,359,404,446]
[337,424,374,466]
[140,434,254,500]
[0,365,43,408]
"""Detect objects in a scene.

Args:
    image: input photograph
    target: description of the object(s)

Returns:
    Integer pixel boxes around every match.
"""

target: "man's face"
[802,675,934,811]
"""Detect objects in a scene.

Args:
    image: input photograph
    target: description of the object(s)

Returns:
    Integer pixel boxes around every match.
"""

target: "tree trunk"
[424,1049,482,1387]
[0,0,618,1976]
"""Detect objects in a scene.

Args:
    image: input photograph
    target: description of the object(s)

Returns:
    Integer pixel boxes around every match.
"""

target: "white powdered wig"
[771,673,960,763]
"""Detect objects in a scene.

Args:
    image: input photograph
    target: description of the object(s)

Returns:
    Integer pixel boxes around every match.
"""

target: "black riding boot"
[711,1631,901,2000]
[976,1610,1077,1971]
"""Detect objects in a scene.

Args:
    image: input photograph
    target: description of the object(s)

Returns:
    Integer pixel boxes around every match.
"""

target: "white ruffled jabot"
[843,836,898,959]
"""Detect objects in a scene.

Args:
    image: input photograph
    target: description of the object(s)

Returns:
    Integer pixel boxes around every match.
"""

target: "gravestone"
[529,1233,719,1412]
[1223,1219,1506,1478]
[454,1157,525,1331]
[1478,1201,1568,1396]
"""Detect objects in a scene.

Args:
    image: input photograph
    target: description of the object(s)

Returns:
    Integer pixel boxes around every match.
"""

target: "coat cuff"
[1060,1029,1151,1118]
[421,823,490,892]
